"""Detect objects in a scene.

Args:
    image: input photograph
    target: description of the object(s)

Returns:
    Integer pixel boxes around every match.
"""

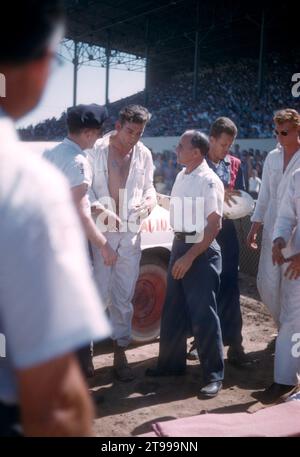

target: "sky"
[16,48,145,129]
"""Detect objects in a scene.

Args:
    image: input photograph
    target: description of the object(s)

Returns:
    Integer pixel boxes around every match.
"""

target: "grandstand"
[19,56,300,141]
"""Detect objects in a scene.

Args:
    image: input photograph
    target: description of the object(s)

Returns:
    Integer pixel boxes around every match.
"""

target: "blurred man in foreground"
[0,0,110,436]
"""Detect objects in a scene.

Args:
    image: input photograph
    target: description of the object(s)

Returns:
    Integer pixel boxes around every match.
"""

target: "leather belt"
[174,231,196,241]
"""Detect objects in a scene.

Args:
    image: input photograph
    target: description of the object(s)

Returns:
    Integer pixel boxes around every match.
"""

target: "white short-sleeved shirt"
[170,159,224,233]
[44,138,92,189]
[0,115,110,404]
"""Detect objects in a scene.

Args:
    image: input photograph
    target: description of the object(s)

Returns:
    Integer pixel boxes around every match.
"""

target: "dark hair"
[119,105,151,126]
[209,117,238,139]
[185,130,209,156]
[0,1,64,64]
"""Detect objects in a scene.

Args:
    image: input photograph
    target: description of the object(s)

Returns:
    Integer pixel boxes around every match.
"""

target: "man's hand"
[172,253,194,280]
[272,237,286,265]
[133,198,154,220]
[284,253,300,280]
[246,222,261,250]
[224,189,241,207]
[100,242,117,266]
[95,208,122,232]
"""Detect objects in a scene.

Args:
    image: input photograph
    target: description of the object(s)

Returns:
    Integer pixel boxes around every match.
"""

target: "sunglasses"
[274,129,289,136]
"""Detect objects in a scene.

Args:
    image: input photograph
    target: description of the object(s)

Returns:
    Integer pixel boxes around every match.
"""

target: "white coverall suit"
[251,146,300,326]
[272,168,300,385]
[88,133,156,347]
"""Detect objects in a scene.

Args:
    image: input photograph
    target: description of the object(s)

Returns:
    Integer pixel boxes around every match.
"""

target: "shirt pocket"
[95,166,108,190]
[135,168,145,189]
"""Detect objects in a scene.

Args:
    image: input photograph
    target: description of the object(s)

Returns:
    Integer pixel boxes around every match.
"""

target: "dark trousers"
[76,343,93,377]
[0,402,21,437]
[156,239,224,384]
[216,219,243,347]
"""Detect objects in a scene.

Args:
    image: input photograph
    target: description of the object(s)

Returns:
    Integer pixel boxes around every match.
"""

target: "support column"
[73,40,78,106]
[144,18,150,105]
[105,30,111,106]
[193,1,200,101]
[258,10,265,98]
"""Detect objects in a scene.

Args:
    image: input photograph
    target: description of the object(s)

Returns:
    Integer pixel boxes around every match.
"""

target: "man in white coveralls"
[88,105,157,382]
[247,109,300,328]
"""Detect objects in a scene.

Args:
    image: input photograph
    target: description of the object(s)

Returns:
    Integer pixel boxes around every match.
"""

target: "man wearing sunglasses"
[247,108,300,403]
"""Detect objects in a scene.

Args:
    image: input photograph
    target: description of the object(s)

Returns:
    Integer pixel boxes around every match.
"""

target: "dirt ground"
[91,273,277,437]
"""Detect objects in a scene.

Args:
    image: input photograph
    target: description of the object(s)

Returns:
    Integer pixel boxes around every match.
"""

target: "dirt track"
[91,273,276,437]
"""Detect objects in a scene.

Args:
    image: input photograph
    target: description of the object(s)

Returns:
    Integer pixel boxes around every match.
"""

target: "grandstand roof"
[65,0,297,73]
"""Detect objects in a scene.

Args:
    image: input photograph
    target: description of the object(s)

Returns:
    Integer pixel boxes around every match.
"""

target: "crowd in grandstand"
[18,55,298,195]
[19,56,299,141]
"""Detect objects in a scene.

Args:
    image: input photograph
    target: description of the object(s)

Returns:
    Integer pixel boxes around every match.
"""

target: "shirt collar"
[206,154,230,169]
[185,158,210,176]
[63,137,85,155]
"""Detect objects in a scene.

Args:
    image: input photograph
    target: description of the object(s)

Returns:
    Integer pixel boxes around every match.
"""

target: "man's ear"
[115,120,122,131]
[209,136,215,146]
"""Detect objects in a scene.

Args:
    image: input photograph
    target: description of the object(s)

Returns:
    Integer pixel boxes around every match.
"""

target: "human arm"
[172,211,222,279]
[71,184,117,266]
[17,354,94,436]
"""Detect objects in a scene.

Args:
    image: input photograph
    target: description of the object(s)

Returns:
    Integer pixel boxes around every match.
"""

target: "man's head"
[67,104,109,149]
[273,109,300,149]
[115,105,151,149]
[176,130,209,166]
[0,1,64,119]
[209,117,238,161]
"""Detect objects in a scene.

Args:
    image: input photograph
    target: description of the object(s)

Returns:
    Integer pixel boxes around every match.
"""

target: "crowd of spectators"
[18,54,298,197]
[19,55,299,142]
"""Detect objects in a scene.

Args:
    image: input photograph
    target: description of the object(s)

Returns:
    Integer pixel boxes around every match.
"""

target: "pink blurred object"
[141,401,300,437]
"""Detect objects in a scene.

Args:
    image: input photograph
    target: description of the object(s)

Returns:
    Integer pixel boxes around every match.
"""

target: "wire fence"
[234,216,262,278]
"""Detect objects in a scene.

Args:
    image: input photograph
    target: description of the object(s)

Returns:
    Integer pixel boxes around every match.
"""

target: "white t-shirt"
[248,176,262,193]
[43,137,92,189]
[0,115,110,404]
[170,159,224,233]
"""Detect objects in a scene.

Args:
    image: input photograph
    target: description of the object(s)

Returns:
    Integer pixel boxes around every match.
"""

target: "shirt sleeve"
[0,166,110,370]
[87,144,100,206]
[251,154,271,223]
[67,156,91,188]
[204,176,224,219]
[143,148,157,205]
[273,171,298,243]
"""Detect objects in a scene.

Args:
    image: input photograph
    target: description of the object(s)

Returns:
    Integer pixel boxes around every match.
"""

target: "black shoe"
[227,345,253,368]
[253,382,295,404]
[199,381,222,398]
[145,367,185,377]
[113,343,135,382]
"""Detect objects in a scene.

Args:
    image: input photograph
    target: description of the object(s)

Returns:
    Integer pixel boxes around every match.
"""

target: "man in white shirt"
[146,130,224,398]
[0,0,110,437]
[44,104,117,376]
[88,105,157,381]
[256,116,300,404]
[248,169,262,199]
[247,109,300,328]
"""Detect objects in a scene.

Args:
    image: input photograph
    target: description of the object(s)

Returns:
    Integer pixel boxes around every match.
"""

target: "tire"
[132,257,168,343]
